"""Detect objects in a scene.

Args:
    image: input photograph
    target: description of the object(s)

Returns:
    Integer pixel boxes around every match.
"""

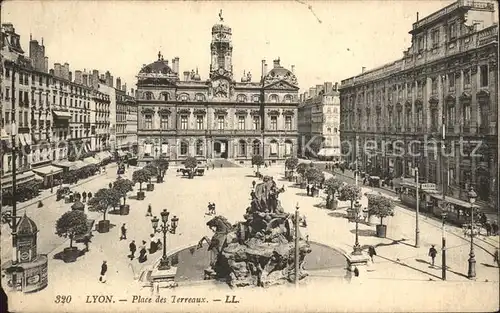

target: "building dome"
[17,213,38,236]
[263,58,298,86]
[139,59,172,75]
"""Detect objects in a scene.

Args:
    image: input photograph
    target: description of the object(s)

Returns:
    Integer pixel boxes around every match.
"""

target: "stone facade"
[136,18,299,165]
[298,82,341,160]
[339,0,498,209]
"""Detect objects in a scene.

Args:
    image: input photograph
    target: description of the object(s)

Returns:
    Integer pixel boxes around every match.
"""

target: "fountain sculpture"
[198,176,311,287]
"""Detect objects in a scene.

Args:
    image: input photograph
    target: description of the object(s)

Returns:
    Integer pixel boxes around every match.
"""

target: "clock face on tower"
[218,68,225,76]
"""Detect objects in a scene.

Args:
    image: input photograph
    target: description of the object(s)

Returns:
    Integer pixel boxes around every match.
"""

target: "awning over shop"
[83,157,99,165]
[429,193,480,209]
[54,160,88,171]
[32,165,63,176]
[52,110,72,119]
[317,148,340,157]
[1,171,35,190]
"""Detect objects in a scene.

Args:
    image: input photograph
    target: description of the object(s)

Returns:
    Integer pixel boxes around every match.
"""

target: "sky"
[2,0,456,93]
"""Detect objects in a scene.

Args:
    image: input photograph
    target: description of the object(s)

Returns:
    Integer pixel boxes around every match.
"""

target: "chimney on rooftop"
[416,12,419,22]
[334,82,339,91]
[273,58,280,68]
[116,77,121,90]
[75,70,82,84]
[362,67,366,74]
[261,60,266,78]
[291,65,295,74]
[324,82,333,94]
[183,71,190,81]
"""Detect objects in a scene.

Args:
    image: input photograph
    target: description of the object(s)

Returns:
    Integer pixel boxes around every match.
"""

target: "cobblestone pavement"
[3,164,499,312]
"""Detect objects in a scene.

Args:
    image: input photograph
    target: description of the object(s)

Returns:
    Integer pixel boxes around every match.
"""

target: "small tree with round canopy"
[251,155,265,175]
[55,210,89,250]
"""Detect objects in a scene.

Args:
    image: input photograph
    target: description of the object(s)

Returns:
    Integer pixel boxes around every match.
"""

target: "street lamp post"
[294,203,300,286]
[441,212,447,280]
[151,209,179,270]
[467,186,477,279]
[352,200,362,255]
[50,169,54,193]
[415,167,420,248]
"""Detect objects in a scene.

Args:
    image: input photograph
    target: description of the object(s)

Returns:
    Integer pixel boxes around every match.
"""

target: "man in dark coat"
[120,223,127,240]
[99,261,107,283]
[368,246,377,262]
[428,245,437,267]
[82,191,87,203]
[129,240,137,260]
[306,184,310,196]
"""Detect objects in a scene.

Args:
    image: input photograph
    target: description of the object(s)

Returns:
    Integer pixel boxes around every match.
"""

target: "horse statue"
[197,215,235,278]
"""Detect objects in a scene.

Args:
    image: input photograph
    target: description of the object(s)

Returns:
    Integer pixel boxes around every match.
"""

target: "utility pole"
[415,167,420,248]
[441,74,447,201]
[355,135,359,186]
[441,212,447,280]
[294,203,300,287]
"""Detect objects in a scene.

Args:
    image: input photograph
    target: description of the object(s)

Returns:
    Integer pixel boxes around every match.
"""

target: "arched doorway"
[213,139,228,159]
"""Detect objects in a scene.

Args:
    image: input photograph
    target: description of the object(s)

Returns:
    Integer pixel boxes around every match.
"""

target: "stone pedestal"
[347,252,370,268]
[150,266,177,283]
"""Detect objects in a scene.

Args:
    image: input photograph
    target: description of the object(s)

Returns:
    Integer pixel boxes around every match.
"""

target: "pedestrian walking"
[306,184,311,196]
[311,186,316,197]
[493,248,499,266]
[149,234,157,254]
[99,261,107,283]
[146,204,152,217]
[484,221,492,236]
[428,245,437,267]
[83,236,91,252]
[82,191,87,203]
[212,163,215,170]
[491,220,498,236]
[220,164,223,168]
[87,191,92,200]
[129,240,137,260]
[252,180,256,189]
[368,246,377,262]
[210,203,216,215]
[156,238,162,251]
[120,223,127,240]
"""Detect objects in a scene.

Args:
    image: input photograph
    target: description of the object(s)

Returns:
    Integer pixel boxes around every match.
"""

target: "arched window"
[144,92,154,100]
[284,140,293,156]
[237,94,247,103]
[180,141,189,156]
[161,142,168,156]
[161,92,170,101]
[283,94,293,103]
[252,140,260,155]
[179,93,189,102]
[269,94,279,103]
[196,140,204,156]
[270,139,278,156]
[238,140,246,156]
[327,127,332,133]
[195,93,205,102]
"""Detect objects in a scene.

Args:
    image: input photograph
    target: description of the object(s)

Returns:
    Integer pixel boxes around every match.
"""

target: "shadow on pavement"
[377,255,442,280]
[328,211,347,219]
[481,262,499,268]
[350,229,377,237]
[385,237,415,248]
[295,192,311,197]
[53,248,87,262]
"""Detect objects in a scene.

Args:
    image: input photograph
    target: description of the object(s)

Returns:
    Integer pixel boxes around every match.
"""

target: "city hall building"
[136,16,299,165]
[339,0,498,210]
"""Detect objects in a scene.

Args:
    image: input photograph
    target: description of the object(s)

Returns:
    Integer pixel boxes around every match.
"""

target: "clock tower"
[210,10,233,78]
